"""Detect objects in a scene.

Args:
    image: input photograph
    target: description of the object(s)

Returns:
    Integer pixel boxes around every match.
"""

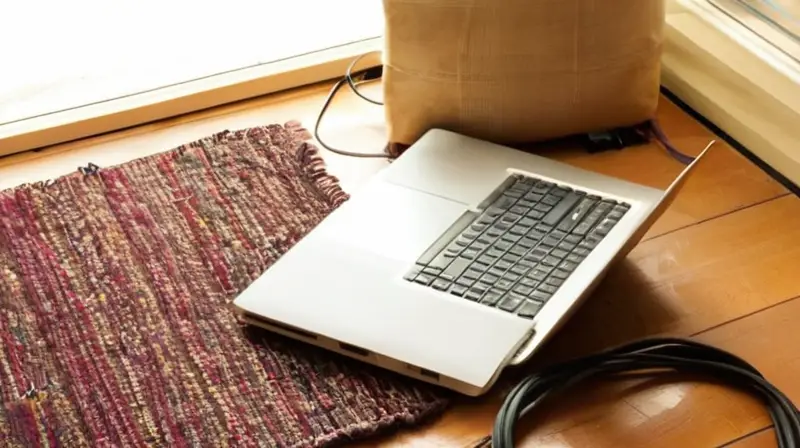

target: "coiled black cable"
[474,338,799,448]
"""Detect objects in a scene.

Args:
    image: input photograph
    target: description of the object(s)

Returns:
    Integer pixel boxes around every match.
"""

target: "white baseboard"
[662,0,800,188]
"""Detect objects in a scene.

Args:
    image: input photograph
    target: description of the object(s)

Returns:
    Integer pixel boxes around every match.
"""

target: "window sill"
[0,38,383,159]
[662,0,800,189]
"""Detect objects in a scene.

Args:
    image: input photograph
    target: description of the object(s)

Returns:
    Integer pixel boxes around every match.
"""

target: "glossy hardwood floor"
[1,80,797,448]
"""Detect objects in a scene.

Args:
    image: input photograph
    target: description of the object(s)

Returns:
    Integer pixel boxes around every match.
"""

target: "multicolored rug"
[0,122,448,447]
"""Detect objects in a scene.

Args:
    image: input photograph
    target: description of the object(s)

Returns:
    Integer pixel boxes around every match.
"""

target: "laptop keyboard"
[403,174,630,320]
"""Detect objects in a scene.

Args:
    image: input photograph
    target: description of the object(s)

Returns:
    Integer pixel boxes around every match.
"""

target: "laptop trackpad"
[318,181,469,262]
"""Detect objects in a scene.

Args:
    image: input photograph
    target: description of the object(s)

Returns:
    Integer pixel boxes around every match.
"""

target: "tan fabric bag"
[382,0,665,152]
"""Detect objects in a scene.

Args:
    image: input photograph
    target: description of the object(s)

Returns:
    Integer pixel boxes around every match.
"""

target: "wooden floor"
[1,80,798,448]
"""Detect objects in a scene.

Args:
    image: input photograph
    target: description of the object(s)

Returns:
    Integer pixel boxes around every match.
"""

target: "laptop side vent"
[406,363,441,381]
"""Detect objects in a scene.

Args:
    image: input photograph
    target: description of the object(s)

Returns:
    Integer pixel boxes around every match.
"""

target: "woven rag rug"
[0,122,449,447]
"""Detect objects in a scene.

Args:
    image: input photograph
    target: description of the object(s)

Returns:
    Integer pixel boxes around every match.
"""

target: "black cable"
[475,337,799,448]
[314,62,391,159]
[346,52,384,106]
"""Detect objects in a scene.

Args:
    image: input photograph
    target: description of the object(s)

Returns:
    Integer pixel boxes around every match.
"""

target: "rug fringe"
[288,121,350,208]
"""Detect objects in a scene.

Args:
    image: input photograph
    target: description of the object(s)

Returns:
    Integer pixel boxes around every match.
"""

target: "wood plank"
[727,429,778,447]
[369,194,800,447]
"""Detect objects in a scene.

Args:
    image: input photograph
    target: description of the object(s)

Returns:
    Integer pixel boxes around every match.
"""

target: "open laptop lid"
[621,140,716,255]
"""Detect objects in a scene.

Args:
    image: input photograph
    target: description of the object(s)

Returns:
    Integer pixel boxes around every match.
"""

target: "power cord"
[472,338,799,448]
[313,58,391,159]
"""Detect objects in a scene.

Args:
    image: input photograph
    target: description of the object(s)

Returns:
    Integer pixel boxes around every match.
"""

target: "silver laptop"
[233,128,711,396]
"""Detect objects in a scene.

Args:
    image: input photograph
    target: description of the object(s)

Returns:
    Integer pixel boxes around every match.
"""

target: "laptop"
[233,128,711,396]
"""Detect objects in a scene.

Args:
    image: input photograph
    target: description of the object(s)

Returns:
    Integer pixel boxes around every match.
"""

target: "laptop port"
[243,313,318,340]
[339,342,370,357]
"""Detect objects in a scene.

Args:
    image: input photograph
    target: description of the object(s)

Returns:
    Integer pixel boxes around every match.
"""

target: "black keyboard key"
[477,254,495,266]
[442,257,472,279]
[538,284,558,295]
[503,272,521,282]
[541,194,561,206]
[495,259,513,271]
[455,276,474,287]
[481,289,504,306]
[471,282,489,294]
[532,290,552,302]
[462,248,481,259]
[557,241,576,252]
[486,207,504,218]
[471,241,489,252]
[542,256,561,267]
[498,293,526,312]
[480,273,500,284]
[546,277,564,287]
[528,269,548,281]
[527,230,546,241]
[465,290,483,301]
[445,244,462,255]
[510,264,528,276]
[502,253,521,264]
[495,278,515,290]
[594,217,617,236]
[520,277,538,288]
[566,253,584,264]
[565,234,582,244]
[551,187,571,197]
[534,203,552,213]
[519,237,537,249]
[486,248,504,259]
[517,200,536,209]
[463,269,483,280]
[427,253,452,270]
[489,267,506,277]
[526,249,547,262]
[532,182,552,194]
[559,260,579,272]
[518,300,543,319]
[510,206,528,216]
[513,284,536,296]
[550,249,569,259]
[432,279,451,290]
[414,273,435,285]
[509,246,528,257]
[542,235,561,247]
[535,223,553,233]
[463,230,480,240]
[501,214,518,224]
[557,197,598,232]
[552,268,570,280]
[493,196,516,210]
[527,210,545,220]
[573,247,591,257]
[486,227,503,238]
[509,225,528,236]
[542,191,582,226]
[574,202,612,235]
[470,223,488,233]
[504,189,523,199]
[451,285,468,296]
[524,192,544,202]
